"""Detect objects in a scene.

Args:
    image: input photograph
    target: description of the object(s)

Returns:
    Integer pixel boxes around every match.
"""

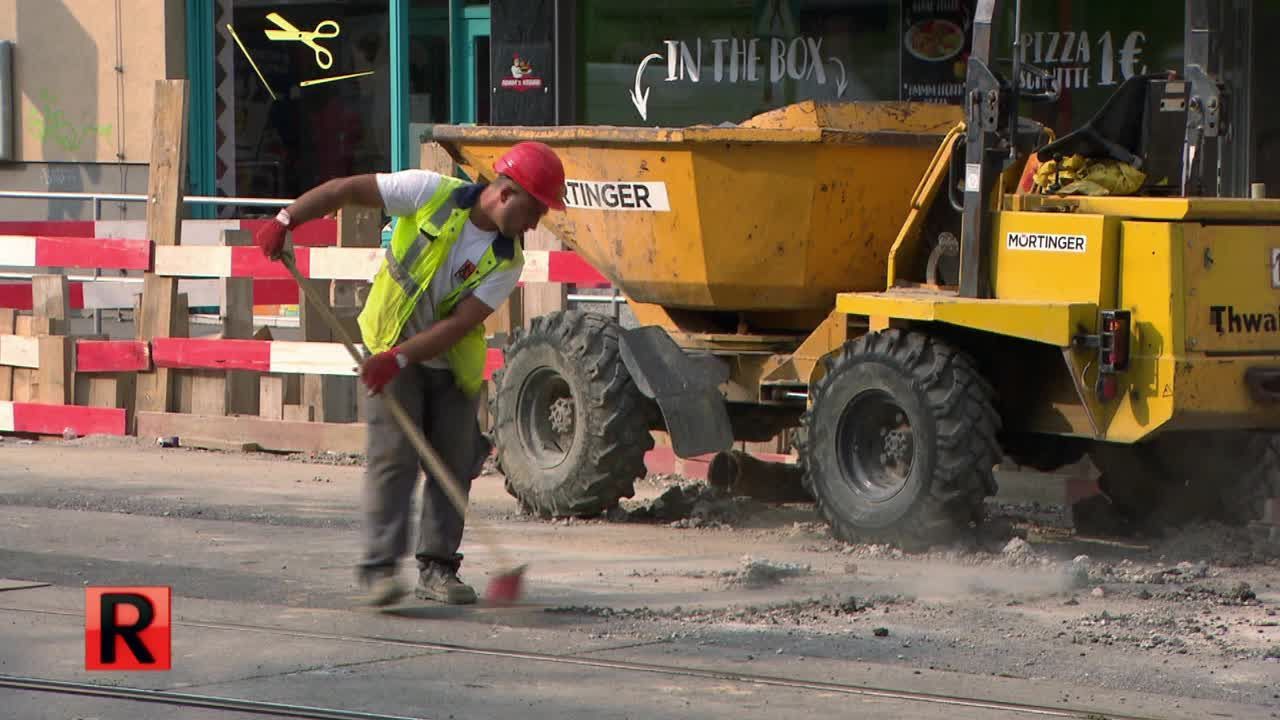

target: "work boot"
[357,566,408,607]
[415,563,478,605]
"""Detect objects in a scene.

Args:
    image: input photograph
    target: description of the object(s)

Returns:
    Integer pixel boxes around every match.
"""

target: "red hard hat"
[494,141,566,211]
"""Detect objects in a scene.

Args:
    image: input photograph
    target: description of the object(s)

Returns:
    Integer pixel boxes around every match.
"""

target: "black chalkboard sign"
[491,0,556,126]
[900,0,974,104]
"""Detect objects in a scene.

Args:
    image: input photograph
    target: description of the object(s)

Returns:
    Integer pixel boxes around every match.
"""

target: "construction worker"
[255,142,567,606]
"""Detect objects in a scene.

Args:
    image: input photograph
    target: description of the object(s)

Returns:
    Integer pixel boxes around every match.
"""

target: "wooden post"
[484,291,523,345]
[223,230,259,415]
[259,375,285,420]
[0,309,14,401]
[35,336,71,405]
[172,293,196,413]
[11,315,34,402]
[252,325,289,421]
[298,274,333,422]
[186,230,257,417]
[332,206,380,333]
[188,371,225,416]
[295,205,378,424]
[174,294,189,337]
[521,225,567,327]
[135,79,189,421]
[279,375,304,418]
[85,297,142,426]
[29,275,71,405]
[31,275,70,336]
[87,370,136,420]
[311,205,382,425]
[283,403,316,422]
[335,205,382,425]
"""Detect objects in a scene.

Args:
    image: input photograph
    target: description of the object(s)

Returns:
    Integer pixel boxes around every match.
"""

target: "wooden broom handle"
[278,251,472,518]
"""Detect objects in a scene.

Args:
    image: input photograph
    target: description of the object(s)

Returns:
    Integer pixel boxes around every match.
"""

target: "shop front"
[185,1,1280,210]
[565,0,1185,137]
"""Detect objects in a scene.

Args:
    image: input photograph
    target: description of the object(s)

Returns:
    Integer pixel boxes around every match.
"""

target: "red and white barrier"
[0,236,151,270]
[0,229,613,311]
[0,281,88,311]
[151,246,609,285]
[520,249,611,287]
[151,338,507,380]
[75,340,151,372]
[0,221,95,238]
[0,338,149,373]
[0,278,228,311]
[152,338,355,376]
[2,335,504,380]
[0,400,127,436]
[11,219,339,248]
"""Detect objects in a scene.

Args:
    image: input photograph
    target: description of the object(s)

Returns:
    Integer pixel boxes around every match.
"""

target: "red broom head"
[485,566,526,606]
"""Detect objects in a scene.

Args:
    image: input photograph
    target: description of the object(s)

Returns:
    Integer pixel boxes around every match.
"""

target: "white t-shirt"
[376,170,523,368]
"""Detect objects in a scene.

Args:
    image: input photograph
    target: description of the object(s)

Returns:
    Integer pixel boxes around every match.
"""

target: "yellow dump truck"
[431,1,1280,546]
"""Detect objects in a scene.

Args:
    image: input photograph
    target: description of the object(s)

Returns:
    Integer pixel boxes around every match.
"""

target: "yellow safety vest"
[358,177,522,397]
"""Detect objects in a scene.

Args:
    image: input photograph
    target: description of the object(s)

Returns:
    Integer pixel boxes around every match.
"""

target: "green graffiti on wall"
[25,89,113,154]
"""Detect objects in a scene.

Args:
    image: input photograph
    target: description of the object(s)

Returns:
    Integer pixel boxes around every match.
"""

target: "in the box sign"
[1006,231,1088,253]
[564,180,671,212]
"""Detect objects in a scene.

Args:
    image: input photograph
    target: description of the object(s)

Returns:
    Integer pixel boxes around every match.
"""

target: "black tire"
[798,330,1001,549]
[1089,431,1280,532]
[492,311,654,517]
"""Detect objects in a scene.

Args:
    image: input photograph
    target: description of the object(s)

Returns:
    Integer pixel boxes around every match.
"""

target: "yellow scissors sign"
[264,12,340,70]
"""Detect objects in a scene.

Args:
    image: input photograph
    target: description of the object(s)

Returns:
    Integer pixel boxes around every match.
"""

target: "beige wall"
[0,0,185,165]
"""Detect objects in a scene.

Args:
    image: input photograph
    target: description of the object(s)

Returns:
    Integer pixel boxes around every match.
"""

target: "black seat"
[1036,74,1168,169]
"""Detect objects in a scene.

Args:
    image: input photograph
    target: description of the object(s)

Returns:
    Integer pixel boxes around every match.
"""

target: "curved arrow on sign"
[828,57,848,98]
[629,52,664,121]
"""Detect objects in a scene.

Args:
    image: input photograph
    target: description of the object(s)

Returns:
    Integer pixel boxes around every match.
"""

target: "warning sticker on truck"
[1006,232,1088,253]
[564,180,671,212]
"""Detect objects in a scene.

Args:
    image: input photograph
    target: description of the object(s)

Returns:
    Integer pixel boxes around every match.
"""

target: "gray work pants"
[360,364,488,574]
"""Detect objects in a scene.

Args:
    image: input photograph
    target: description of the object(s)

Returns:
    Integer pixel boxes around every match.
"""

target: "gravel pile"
[618,482,766,528]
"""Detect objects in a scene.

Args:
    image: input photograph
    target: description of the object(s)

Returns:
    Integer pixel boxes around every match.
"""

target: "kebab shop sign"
[501,53,544,92]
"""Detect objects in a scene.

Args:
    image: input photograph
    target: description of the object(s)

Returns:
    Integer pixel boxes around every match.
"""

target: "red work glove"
[360,347,408,395]
[255,209,294,259]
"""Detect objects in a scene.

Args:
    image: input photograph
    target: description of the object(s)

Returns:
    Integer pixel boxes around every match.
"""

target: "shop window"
[1253,4,1280,196]
[577,0,900,127]
[993,3,1184,138]
[576,0,1185,139]
[225,1,390,202]
[408,0,451,128]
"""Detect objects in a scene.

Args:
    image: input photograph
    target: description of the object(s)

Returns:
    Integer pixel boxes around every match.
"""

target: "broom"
[279,250,526,605]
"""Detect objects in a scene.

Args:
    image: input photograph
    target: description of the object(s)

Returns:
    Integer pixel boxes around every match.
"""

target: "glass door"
[452,4,491,124]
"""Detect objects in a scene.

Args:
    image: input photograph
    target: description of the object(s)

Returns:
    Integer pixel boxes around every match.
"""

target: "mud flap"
[619,326,734,459]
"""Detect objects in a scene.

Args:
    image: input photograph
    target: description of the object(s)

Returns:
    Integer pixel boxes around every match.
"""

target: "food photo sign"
[900,0,972,104]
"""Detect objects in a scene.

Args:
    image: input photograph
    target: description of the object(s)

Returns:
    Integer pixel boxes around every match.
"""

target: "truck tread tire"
[493,311,653,517]
[1089,431,1280,531]
[799,330,1001,550]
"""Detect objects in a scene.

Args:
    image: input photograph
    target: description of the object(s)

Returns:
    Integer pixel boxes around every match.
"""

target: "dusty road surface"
[1,436,1278,719]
